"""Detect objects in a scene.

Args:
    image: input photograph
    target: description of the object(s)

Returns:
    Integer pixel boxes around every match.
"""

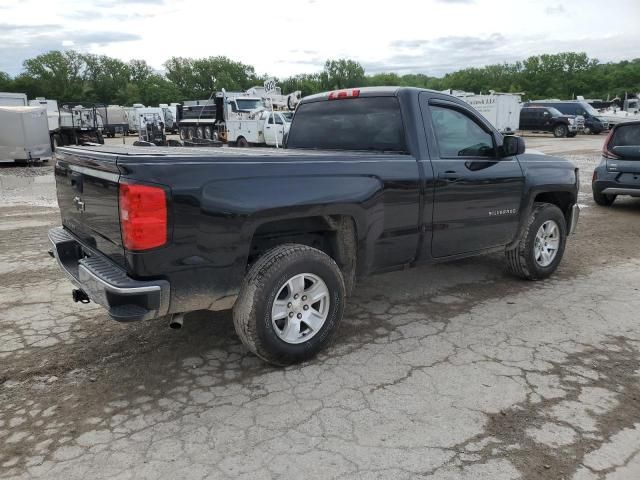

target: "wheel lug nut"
[287,302,292,308]
[289,312,294,318]
[294,294,299,299]
[297,313,302,319]
[302,295,307,301]
[303,305,309,310]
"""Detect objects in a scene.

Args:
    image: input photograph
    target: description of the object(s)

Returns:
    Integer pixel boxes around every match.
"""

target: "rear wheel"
[593,188,616,206]
[233,244,346,365]
[553,124,568,138]
[506,202,567,280]
[196,126,204,139]
[187,127,195,140]
[204,126,213,140]
[236,137,249,148]
[52,134,63,151]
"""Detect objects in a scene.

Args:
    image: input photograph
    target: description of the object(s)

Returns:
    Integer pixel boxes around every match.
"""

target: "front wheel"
[553,124,568,138]
[233,244,346,366]
[505,202,567,280]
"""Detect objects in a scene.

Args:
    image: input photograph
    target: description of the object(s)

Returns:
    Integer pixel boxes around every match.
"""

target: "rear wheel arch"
[247,215,359,295]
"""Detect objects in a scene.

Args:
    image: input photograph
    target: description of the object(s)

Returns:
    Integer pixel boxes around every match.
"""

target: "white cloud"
[0,0,639,78]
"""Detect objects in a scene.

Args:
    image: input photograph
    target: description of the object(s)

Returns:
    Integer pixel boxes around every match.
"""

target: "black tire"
[236,137,249,148]
[233,244,346,366]
[96,131,104,144]
[567,132,577,138]
[553,124,568,138]
[187,127,196,140]
[179,127,187,140]
[204,126,213,140]
[505,202,567,280]
[593,188,616,206]
[196,126,204,139]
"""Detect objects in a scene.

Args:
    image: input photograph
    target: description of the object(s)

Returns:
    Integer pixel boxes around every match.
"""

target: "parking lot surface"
[1,135,640,479]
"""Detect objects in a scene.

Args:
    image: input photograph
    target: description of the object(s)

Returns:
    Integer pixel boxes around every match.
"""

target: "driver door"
[424,99,525,257]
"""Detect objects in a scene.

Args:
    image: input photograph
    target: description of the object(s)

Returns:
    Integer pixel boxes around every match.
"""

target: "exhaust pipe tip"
[169,313,184,330]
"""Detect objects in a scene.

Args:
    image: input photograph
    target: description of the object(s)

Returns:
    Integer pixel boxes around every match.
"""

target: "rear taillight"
[328,89,360,100]
[119,183,167,251]
[602,128,619,159]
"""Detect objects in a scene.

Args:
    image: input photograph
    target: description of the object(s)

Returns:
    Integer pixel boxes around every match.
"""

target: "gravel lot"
[1,135,640,479]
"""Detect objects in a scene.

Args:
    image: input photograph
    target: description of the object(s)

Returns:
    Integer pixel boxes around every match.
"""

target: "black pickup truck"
[49,87,580,365]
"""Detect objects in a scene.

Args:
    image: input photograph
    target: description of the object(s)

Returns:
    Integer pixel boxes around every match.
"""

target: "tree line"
[1,50,638,106]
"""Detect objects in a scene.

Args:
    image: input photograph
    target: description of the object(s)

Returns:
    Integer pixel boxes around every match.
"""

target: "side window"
[274,114,284,125]
[267,114,274,124]
[430,105,496,158]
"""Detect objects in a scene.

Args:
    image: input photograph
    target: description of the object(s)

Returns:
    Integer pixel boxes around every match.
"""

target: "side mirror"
[502,135,525,157]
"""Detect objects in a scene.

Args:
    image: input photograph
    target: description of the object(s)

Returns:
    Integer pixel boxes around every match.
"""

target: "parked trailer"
[0,106,52,163]
[100,106,130,137]
[159,103,179,133]
[57,103,105,146]
[0,92,28,107]
[444,90,522,133]
[26,98,105,149]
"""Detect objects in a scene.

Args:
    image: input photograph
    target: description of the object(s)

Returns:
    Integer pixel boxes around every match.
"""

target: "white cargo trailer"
[0,106,52,163]
[0,92,28,107]
[444,90,522,133]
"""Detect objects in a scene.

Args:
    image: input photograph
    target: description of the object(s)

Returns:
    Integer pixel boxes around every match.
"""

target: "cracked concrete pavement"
[1,135,640,479]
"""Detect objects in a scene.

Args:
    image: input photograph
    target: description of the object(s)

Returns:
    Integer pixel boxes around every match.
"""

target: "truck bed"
[59,144,399,161]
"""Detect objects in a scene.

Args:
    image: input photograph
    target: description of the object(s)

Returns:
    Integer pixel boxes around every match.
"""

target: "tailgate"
[54,148,125,267]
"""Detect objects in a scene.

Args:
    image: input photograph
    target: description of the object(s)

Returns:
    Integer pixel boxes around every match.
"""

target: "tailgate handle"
[70,172,83,193]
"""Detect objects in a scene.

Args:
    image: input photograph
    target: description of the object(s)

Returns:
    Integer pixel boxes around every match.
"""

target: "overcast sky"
[1,0,639,78]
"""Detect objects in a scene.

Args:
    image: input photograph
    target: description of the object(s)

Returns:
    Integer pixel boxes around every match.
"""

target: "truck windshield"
[580,102,600,116]
[287,97,407,152]
[235,99,262,111]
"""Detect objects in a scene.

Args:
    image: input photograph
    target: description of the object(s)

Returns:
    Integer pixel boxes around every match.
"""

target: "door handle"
[440,171,459,181]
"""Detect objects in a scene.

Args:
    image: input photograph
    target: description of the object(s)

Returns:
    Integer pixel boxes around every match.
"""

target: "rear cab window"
[286,97,407,152]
